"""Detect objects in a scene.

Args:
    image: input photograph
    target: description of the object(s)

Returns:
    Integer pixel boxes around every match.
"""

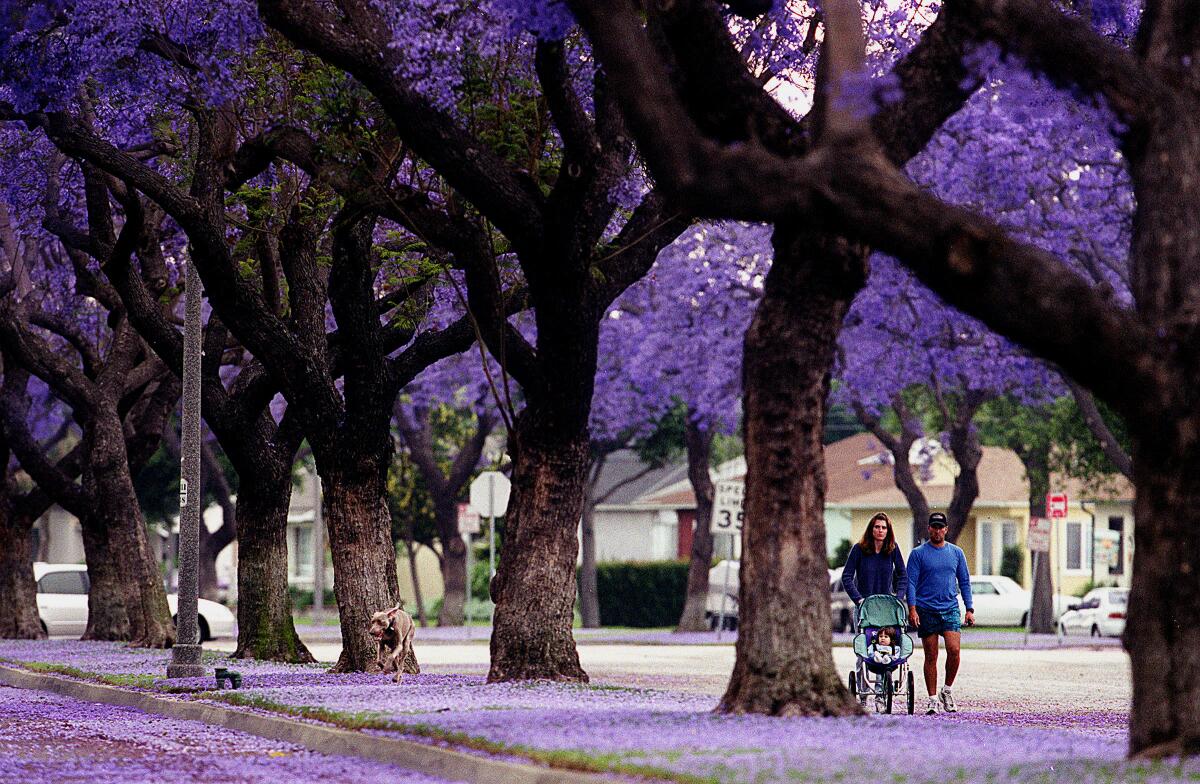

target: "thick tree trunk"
[488,412,590,682]
[945,400,984,543]
[1025,459,1055,634]
[198,525,221,602]
[677,418,715,632]
[1125,436,1200,757]
[434,497,466,627]
[578,457,603,629]
[232,473,314,663]
[85,410,175,648]
[79,513,130,641]
[719,231,864,716]
[0,506,45,639]
[322,466,413,673]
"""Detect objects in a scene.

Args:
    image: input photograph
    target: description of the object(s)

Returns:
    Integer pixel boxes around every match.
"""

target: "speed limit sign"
[711,480,744,533]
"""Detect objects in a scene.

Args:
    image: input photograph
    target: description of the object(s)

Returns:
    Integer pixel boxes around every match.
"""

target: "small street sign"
[469,471,511,518]
[179,477,188,509]
[457,502,481,535]
[1047,493,1069,518]
[711,480,745,534]
[1027,516,1051,553]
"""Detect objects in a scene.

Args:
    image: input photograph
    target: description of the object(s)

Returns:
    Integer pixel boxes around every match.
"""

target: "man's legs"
[921,633,940,696]
[943,631,961,687]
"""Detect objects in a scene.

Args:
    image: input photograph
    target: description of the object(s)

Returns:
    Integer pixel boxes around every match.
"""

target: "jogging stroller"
[847,594,916,714]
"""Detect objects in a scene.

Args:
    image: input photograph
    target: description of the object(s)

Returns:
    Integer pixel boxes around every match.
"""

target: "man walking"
[906,512,974,714]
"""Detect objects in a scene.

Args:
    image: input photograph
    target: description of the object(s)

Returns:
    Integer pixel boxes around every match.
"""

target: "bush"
[471,559,493,603]
[288,587,336,610]
[1000,545,1023,585]
[595,561,689,628]
[828,539,852,570]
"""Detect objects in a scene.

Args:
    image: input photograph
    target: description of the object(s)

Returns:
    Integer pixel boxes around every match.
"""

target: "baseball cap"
[928,512,948,528]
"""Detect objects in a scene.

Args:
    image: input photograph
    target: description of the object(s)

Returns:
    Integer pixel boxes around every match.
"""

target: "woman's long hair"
[858,512,896,556]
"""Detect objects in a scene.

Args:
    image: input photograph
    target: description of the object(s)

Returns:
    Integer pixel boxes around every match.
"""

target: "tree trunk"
[85,409,174,648]
[0,506,45,639]
[488,411,589,682]
[718,230,864,716]
[322,466,411,673]
[1124,434,1200,757]
[434,497,466,627]
[198,524,221,602]
[1025,455,1055,634]
[578,456,604,629]
[945,399,984,544]
[232,472,314,663]
[79,513,130,641]
[677,417,715,632]
[404,537,429,628]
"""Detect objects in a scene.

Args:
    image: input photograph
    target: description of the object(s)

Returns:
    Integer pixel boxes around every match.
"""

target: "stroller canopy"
[857,594,907,628]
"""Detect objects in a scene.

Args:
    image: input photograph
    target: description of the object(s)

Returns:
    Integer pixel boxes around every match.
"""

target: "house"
[592,433,1135,595]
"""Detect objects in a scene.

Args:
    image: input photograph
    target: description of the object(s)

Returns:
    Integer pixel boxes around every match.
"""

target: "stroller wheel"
[884,671,894,714]
[848,671,857,698]
[907,670,915,715]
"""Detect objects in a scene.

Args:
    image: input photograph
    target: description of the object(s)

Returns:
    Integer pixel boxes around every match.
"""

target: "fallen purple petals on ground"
[0,684,462,784]
[1,639,1187,783]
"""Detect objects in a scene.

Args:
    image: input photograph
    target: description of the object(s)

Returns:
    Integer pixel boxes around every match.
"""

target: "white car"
[34,562,235,641]
[955,575,1032,627]
[1057,587,1128,638]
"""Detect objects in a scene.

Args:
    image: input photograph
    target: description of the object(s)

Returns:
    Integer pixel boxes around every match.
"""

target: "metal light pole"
[167,260,205,678]
[312,473,325,617]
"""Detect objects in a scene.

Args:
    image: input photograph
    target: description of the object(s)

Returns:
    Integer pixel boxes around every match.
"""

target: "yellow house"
[824,433,1035,587]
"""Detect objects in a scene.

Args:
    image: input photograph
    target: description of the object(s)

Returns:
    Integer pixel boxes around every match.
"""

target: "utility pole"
[167,260,205,678]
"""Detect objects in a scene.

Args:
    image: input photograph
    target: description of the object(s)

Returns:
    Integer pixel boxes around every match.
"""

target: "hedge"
[595,561,689,628]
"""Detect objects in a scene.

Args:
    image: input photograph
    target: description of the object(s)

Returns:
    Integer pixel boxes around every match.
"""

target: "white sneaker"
[939,686,957,713]
[925,696,939,715]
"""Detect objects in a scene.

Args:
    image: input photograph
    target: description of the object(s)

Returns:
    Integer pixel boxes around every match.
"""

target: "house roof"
[1049,471,1135,503]
[592,450,691,506]
[634,432,1032,510]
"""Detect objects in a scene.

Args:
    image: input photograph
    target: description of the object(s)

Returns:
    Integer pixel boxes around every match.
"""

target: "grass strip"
[207,689,715,784]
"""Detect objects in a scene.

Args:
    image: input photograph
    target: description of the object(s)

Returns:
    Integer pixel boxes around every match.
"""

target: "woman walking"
[841,513,908,610]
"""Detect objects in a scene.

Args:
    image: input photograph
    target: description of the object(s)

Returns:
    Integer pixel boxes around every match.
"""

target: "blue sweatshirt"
[906,542,973,613]
[841,543,907,605]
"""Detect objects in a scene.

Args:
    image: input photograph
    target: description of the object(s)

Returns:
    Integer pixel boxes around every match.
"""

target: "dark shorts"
[916,605,961,638]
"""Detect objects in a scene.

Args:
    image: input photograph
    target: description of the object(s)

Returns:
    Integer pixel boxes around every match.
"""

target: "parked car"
[951,575,1031,627]
[34,563,235,640]
[828,567,856,633]
[704,561,856,633]
[1057,587,1128,638]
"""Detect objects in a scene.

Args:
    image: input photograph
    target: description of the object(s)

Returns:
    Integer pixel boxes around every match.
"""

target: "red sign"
[457,502,481,535]
[1047,493,1069,518]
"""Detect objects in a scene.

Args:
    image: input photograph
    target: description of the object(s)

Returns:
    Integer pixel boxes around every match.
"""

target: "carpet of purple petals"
[0,685,461,783]
[1,639,1188,783]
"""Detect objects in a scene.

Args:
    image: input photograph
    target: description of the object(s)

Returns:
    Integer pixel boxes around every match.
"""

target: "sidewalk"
[0,639,1168,784]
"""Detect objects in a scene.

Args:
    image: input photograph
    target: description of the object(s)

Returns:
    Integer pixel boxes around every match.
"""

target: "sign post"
[711,481,745,640]
[1047,493,1069,644]
[470,471,511,626]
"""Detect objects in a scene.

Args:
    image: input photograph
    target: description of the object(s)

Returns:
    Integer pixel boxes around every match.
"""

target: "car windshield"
[1109,591,1128,606]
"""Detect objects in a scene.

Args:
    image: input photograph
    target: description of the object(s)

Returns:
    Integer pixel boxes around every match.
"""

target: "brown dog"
[368,604,416,683]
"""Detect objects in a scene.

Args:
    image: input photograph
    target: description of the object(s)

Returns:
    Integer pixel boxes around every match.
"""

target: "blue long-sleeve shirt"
[906,541,973,613]
[841,543,907,605]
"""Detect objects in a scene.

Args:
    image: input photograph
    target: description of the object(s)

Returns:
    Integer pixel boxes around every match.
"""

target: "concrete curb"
[0,665,621,784]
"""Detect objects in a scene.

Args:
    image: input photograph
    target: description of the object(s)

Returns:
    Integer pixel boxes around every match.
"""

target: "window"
[291,525,314,579]
[1108,517,1125,575]
[1002,522,1017,550]
[980,523,994,575]
[971,581,999,595]
[1066,522,1083,571]
[38,570,87,595]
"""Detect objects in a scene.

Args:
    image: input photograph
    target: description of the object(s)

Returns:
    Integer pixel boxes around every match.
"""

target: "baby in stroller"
[867,627,898,666]
[849,594,916,714]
